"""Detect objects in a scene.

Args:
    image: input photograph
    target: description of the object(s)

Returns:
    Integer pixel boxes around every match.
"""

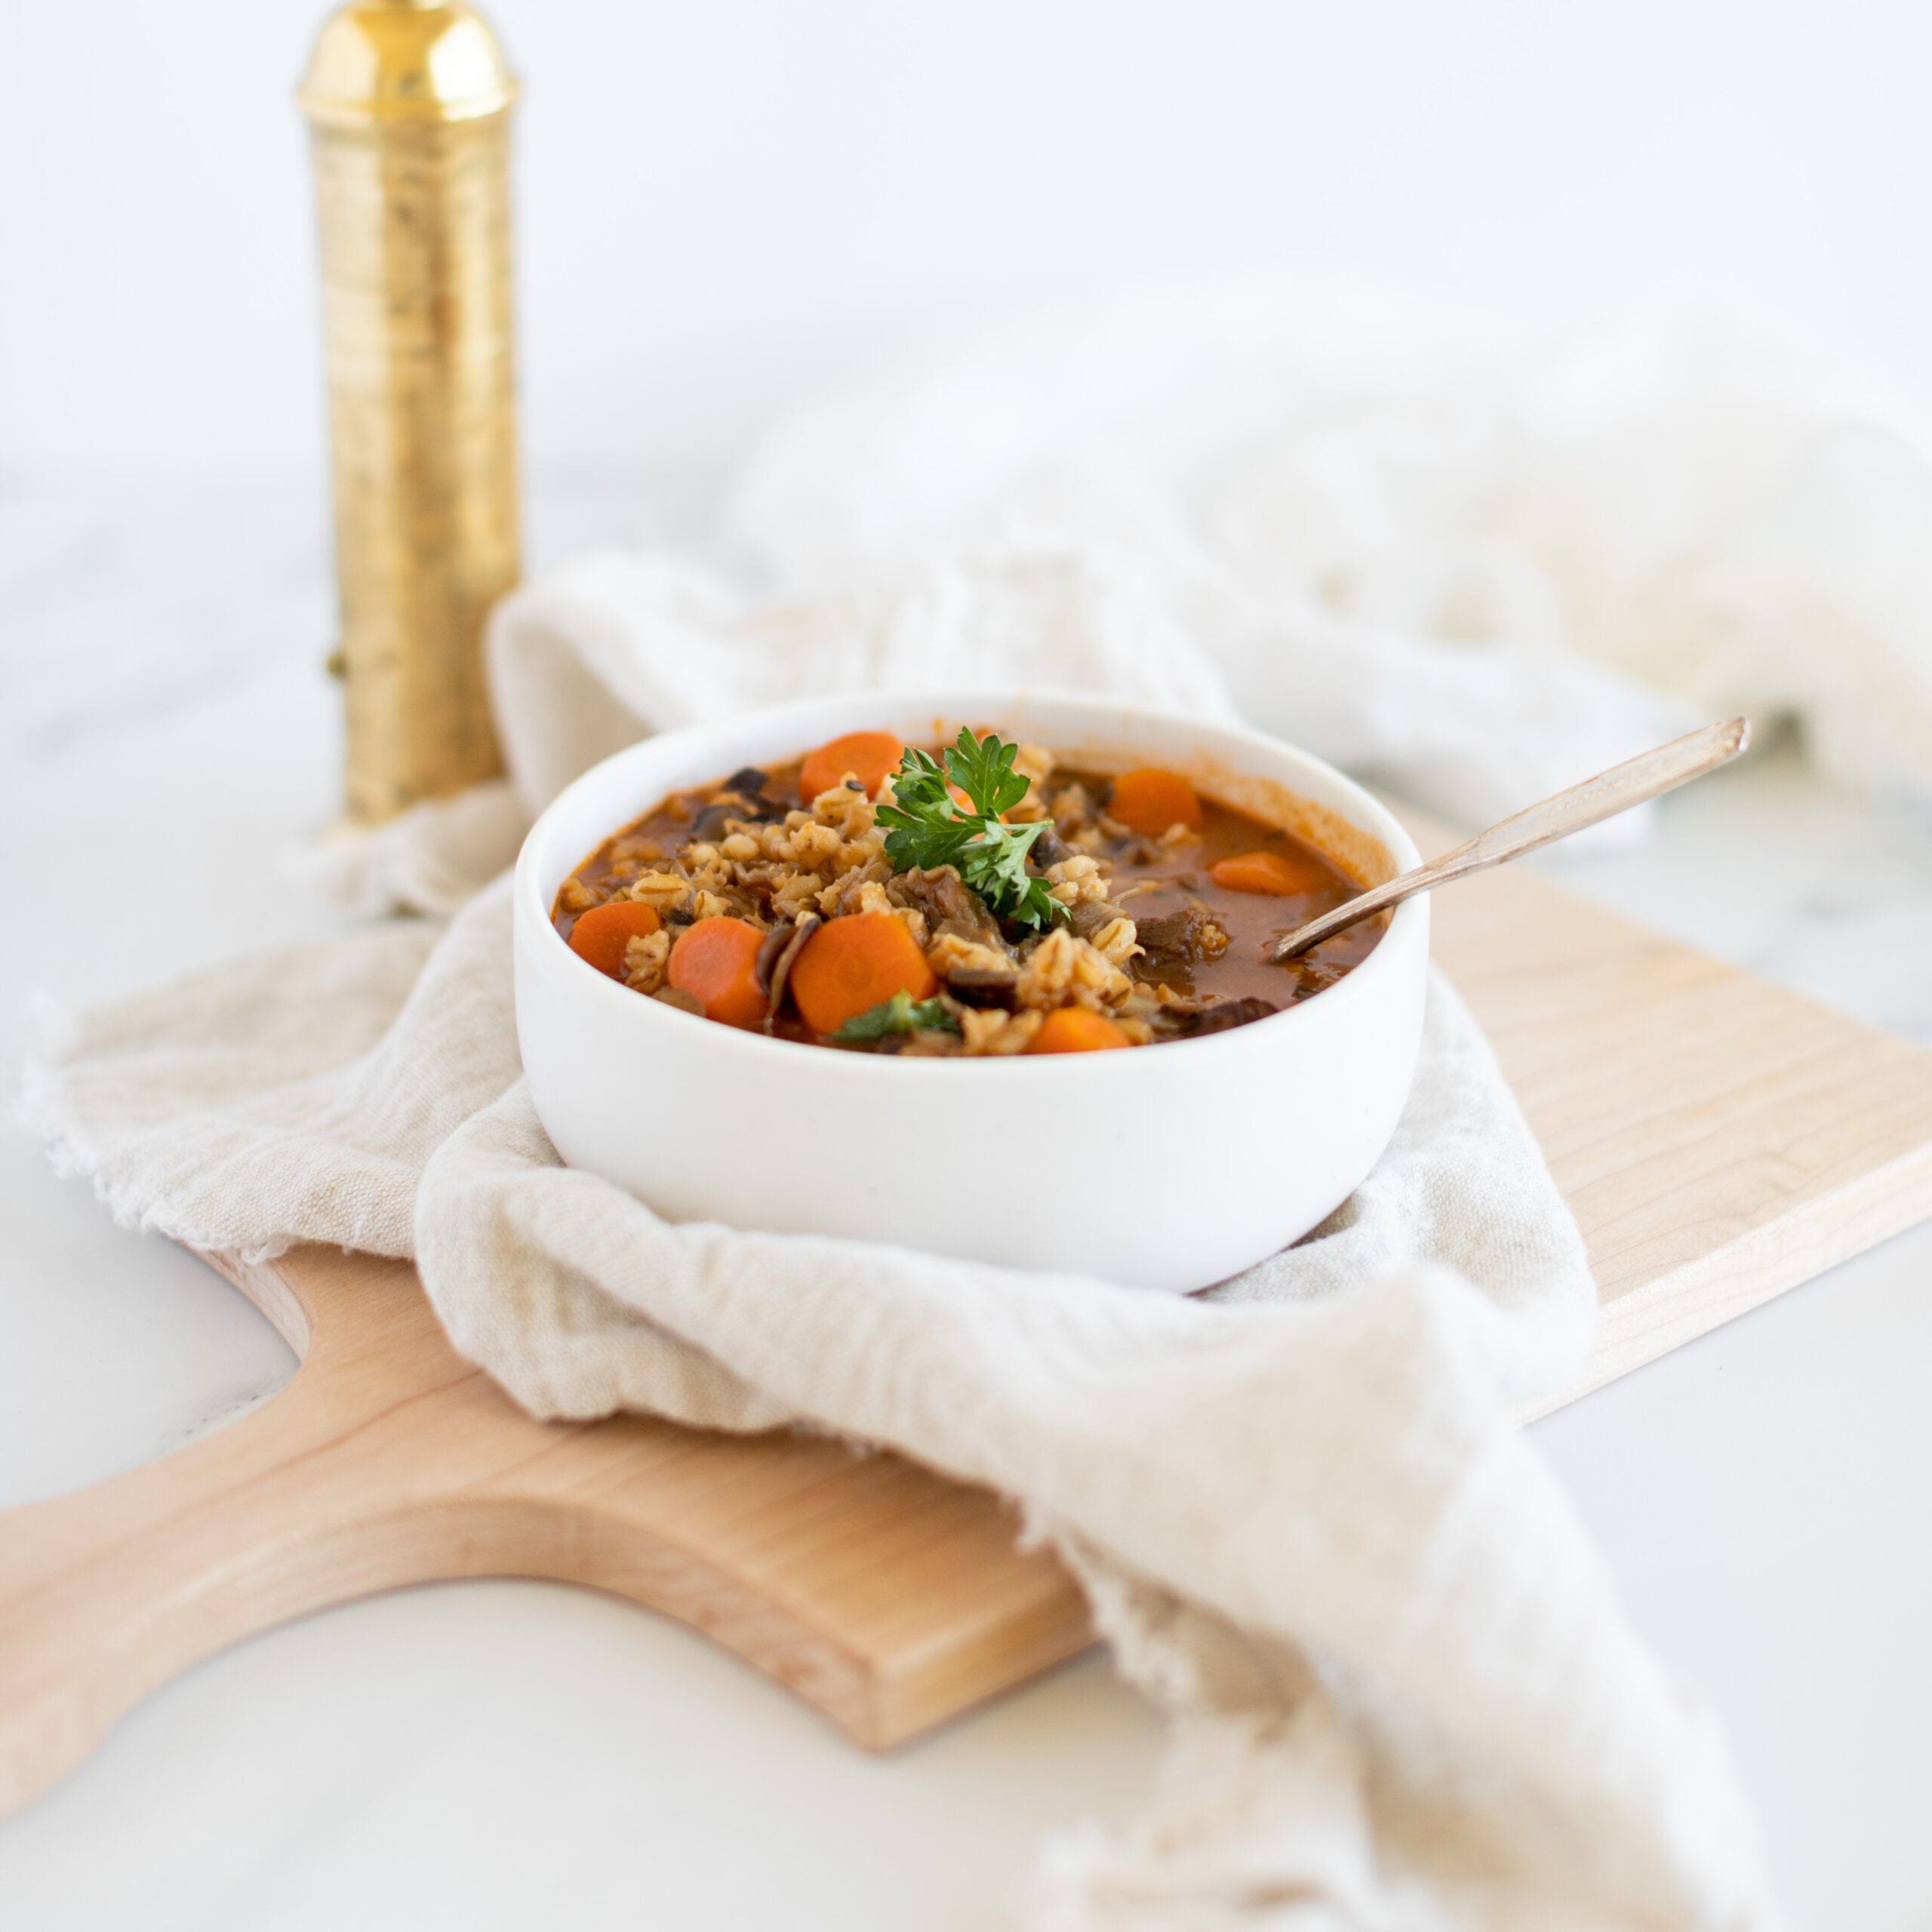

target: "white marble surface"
[2,471,1930,1929]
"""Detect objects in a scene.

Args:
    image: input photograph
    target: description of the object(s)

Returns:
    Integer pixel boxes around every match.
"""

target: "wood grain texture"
[4,821,1930,1814]
[0,1247,1084,1817]
[1397,812,1932,1407]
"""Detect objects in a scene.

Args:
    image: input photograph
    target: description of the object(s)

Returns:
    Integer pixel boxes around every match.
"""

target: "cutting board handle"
[0,1248,488,1815]
[0,1365,361,1811]
[1,1245,1094,1816]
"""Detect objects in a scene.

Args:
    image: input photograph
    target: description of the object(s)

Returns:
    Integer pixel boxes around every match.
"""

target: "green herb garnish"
[875,728,1064,931]
[831,989,961,1044]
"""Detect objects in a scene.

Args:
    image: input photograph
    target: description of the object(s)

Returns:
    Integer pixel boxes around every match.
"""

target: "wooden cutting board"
[5,819,1932,1817]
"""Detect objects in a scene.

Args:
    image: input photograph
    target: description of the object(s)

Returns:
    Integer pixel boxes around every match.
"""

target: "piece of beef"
[1133,903,1216,965]
[894,866,1010,952]
[894,864,985,928]
[1068,897,1124,942]
[1166,995,1278,1038]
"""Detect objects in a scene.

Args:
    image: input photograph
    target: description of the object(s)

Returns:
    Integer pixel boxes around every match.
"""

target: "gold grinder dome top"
[298,0,515,125]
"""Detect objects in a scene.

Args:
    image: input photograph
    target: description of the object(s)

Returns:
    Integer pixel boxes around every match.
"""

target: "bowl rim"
[514,688,1427,1078]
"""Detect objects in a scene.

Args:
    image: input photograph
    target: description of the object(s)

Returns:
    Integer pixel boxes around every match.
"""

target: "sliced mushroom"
[942,964,1020,1010]
[1032,824,1073,869]
[754,920,790,994]
[688,801,740,842]
[690,770,785,837]
[720,767,788,822]
[759,912,823,1020]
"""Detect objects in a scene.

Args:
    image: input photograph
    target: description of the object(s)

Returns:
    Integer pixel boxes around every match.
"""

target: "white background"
[4,0,1930,475]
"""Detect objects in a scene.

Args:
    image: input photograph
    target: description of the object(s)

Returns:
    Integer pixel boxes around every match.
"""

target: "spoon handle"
[1271,715,1752,962]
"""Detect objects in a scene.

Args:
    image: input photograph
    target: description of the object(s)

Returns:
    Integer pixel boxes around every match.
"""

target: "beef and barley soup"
[551,728,1384,1054]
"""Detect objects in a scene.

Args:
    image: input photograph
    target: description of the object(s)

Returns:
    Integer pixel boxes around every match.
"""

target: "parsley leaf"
[830,990,961,1044]
[943,728,1032,820]
[875,728,1066,931]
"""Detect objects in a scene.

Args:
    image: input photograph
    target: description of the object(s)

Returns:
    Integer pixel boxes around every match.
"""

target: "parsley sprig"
[875,729,1064,931]
[831,989,961,1044]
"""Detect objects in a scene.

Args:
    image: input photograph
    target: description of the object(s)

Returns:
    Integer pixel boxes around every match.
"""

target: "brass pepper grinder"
[299,0,521,826]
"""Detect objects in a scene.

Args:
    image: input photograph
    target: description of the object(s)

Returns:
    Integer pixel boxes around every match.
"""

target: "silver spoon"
[1271,715,1752,962]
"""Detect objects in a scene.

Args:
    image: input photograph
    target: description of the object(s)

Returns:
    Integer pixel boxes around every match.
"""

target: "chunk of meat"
[894,864,983,928]
[1164,995,1278,1038]
[1067,897,1125,942]
[894,866,1010,950]
[1133,902,1224,966]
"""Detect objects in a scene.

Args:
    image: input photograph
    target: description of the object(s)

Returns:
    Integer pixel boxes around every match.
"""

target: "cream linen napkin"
[325,291,1932,921]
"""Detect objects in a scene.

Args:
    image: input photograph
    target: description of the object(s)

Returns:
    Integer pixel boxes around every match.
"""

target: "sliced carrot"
[1108,768,1203,835]
[1026,1008,1131,1054]
[789,912,938,1035]
[566,899,663,978]
[798,731,906,804]
[668,915,769,1028]
[1208,849,1324,897]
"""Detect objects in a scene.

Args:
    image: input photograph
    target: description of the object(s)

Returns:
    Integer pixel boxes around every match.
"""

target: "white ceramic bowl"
[514,691,1428,1293]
